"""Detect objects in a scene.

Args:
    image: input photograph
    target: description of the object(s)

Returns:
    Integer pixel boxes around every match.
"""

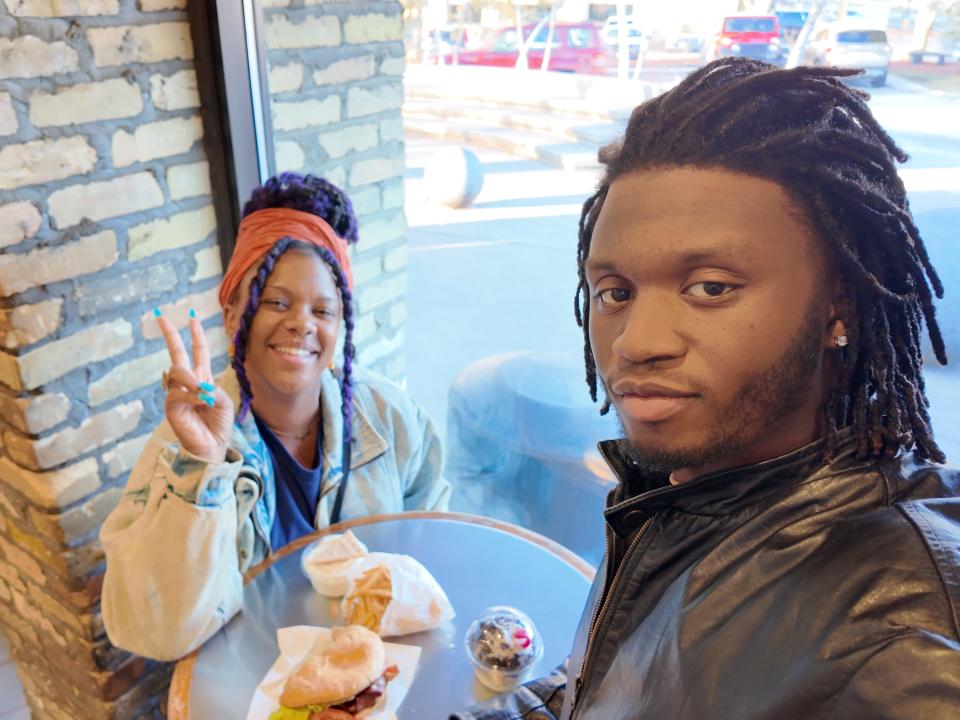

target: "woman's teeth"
[274,346,314,357]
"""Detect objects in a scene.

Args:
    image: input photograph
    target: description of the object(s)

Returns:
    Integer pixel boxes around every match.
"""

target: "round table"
[168,512,595,719]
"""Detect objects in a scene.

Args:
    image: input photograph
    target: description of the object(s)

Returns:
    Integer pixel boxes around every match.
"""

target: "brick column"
[0,2,219,716]
[263,0,409,380]
[0,1,410,717]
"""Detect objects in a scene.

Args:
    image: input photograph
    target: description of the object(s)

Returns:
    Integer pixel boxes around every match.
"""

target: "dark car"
[456,22,616,75]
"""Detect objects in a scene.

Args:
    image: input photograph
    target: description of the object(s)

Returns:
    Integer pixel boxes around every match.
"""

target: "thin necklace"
[264,412,319,442]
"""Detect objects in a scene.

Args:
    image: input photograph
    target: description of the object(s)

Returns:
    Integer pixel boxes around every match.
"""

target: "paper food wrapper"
[246,625,421,720]
[342,553,456,638]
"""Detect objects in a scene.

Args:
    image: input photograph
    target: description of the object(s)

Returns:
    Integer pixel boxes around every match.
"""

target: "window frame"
[187,0,275,264]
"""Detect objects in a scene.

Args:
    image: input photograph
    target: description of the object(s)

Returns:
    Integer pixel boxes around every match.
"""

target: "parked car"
[664,32,705,54]
[710,14,785,65]
[456,22,615,75]
[775,10,808,46]
[420,28,462,63]
[600,16,648,59]
[806,25,892,86]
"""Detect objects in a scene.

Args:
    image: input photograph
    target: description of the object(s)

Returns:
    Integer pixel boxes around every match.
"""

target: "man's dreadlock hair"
[575,58,947,463]
[234,174,358,445]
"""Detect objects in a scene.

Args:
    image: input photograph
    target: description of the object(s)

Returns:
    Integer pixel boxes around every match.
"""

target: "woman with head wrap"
[100,174,449,661]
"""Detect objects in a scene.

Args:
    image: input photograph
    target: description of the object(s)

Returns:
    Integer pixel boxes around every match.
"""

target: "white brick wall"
[139,0,186,9]
[269,63,304,93]
[149,69,200,111]
[0,299,62,351]
[112,115,203,167]
[3,0,119,16]
[5,402,143,471]
[348,83,403,118]
[317,123,378,160]
[266,15,340,49]
[343,13,403,44]
[127,205,217,260]
[190,245,223,282]
[28,78,143,127]
[359,211,406,249]
[273,96,340,131]
[0,3,230,716]
[16,319,134,390]
[0,136,98,191]
[47,172,164,228]
[379,116,404,143]
[0,231,118,297]
[275,140,305,171]
[0,36,79,79]
[381,179,404,210]
[380,55,404,77]
[313,56,375,86]
[87,22,194,67]
[167,160,212,200]
[350,156,405,186]
[0,202,42,250]
[0,94,18,136]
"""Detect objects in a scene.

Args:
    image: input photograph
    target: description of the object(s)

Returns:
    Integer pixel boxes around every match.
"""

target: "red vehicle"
[713,15,785,65]
[456,22,615,75]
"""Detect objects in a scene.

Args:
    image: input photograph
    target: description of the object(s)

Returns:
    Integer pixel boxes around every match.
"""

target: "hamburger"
[270,626,399,720]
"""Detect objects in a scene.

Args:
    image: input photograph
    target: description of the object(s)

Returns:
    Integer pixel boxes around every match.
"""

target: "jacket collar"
[220,366,389,472]
[600,429,873,537]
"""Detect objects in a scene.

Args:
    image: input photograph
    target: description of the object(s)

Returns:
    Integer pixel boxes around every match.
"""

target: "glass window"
[492,29,518,51]
[723,17,776,33]
[529,25,560,49]
[567,28,592,48]
[836,30,888,43]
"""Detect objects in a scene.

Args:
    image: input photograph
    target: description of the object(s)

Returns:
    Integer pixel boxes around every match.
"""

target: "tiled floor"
[0,632,29,720]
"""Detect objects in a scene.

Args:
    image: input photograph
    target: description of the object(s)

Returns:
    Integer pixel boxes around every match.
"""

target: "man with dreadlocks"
[100,173,449,661]
[453,59,960,720]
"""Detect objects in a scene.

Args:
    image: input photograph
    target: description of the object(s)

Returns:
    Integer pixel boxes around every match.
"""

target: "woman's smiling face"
[226,248,342,407]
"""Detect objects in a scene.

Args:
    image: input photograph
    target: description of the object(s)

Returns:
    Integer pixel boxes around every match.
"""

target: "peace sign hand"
[157,312,235,464]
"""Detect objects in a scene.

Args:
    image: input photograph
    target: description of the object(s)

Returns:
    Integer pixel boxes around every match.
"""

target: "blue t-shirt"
[255,414,324,550]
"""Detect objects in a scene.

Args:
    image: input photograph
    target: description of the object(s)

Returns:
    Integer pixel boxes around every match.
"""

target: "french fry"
[344,565,393,632]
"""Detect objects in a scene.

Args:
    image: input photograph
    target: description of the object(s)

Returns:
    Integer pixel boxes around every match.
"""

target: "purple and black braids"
[242,173,359,244]
[232,238,357,447]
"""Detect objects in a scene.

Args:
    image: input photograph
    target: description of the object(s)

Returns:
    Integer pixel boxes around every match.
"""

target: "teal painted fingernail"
[153,307,162,317]
[198,392,216,407]
[199,382,215,392]
[188,308,197,319]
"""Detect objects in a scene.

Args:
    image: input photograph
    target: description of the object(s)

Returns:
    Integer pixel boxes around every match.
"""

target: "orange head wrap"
[218,208,354,309]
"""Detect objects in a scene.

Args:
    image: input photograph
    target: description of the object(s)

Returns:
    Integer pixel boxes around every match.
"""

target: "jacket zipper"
[573,514,654,711]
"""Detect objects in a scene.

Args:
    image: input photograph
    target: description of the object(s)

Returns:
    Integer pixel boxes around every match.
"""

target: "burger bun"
[280,626,385,708]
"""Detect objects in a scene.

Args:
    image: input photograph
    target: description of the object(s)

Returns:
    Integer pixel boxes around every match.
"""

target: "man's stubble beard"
[610,302,826,476]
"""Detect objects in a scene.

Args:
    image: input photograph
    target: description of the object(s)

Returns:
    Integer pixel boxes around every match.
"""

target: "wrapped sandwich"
[270,626,399,720]
[302,531,369,597]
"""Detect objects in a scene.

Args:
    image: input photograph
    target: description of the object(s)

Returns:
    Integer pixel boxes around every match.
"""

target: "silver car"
[807,25,892,86]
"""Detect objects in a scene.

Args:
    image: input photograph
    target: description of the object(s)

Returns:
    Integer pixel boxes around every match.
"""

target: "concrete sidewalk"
[403,136,599,443]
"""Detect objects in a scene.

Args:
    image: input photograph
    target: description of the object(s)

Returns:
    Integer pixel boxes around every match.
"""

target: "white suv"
[807,24,892,87]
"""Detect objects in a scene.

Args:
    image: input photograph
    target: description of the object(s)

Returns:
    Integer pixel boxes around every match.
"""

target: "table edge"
[168,511,596,719]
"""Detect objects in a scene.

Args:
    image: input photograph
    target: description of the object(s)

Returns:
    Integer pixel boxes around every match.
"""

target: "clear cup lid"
[465,605,544,674]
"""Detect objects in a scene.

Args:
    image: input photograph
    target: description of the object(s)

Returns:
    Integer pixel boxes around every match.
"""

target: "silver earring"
[834,334,849,348]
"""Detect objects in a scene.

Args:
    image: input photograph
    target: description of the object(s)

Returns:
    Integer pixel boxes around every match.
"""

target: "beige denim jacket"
[100,367,449,661]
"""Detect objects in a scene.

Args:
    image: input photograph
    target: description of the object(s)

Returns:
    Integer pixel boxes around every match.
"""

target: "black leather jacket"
[454,434,960,719]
